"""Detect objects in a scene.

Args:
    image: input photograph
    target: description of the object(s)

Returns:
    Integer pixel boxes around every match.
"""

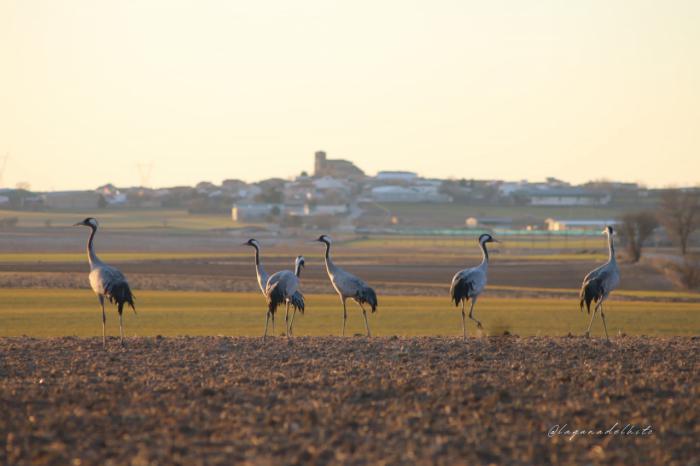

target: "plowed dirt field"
[1,336,698,465]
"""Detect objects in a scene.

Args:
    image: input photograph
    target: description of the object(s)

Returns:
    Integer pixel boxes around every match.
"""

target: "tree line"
[620,189,700,261]
[619,189,700,290]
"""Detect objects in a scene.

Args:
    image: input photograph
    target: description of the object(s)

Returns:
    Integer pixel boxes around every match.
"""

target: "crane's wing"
[334,268,378,312]
[265,270,300,313]
[90,265,125,294]
[265,270,298,296]
[581,263,607,285]
[347,274,377,312]
[579,266,616,313]
[91,265,135,311]
[450,267,486,306]
[344,272,369,293]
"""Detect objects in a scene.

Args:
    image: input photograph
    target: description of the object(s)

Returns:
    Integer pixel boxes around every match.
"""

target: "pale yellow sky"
[1,0,699,191]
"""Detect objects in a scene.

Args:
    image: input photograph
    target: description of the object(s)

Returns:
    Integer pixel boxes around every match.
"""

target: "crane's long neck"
[86,226,100,268]
[607,233,616,263]
[323,241,337,274]
[253,246,268,292]
[479,240,489,267]
[294,262,303,278]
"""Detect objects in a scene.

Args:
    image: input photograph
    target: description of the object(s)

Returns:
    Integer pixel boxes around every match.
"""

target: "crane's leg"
[285,302,290,338]
[468,299,482,330]
[599,301,610,341]
[271,311,276,336]
[118,304,125,347]
[289,308,297,336]
[585,303,599,338]
[341,299,348,337]
[461,299,467,340]
[99,296,106,349]
[264,311,270,340]
[359,303,371,337]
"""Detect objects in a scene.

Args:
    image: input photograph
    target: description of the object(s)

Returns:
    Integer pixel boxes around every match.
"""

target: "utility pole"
[137,162,154,188]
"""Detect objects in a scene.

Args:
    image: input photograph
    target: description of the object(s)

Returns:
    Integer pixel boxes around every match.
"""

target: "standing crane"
[579,226,620,340]
[266,256,305,337]
[450,233,497,339]
[244,239,304,338]
[314,235,377,337]
[74,218,135,348]
[286,255,306,336]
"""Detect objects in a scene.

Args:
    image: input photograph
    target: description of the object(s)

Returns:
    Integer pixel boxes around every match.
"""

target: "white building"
[375,171,419,183]
[498,181,529,196]
[529,189,610,206]
[313,176,350,191]
[284,176,351,206]
[106,193,128,205]
[465,217,514,228]
[288,204,348,216]
[545,219,618,231]
[371,185,452,203]
[232,203,282,222]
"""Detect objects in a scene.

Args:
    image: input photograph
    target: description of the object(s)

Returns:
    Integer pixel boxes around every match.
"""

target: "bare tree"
[619,211,658,262]
[663,257,700,290]
[658,189,700,255]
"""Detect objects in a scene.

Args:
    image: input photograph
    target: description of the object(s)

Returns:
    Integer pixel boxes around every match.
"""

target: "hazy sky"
[1,1,699,191]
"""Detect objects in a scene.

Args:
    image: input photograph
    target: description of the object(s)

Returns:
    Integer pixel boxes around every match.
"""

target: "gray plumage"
[244,239,305,338]
[265,256,305,337]
[450,233,496,339]
[315,235,377,337]
[266,257,305,315]
[579,226,620,340]
[75,217,135,348]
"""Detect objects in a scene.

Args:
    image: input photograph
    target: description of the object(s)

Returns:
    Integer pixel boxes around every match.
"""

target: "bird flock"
[74,217,620,347]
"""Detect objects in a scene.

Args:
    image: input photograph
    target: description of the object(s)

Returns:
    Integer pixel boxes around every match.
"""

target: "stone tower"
[314,151,327,176]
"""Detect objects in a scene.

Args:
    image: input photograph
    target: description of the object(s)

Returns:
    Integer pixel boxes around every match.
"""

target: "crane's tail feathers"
[357,286,378,312]
[290,291,305,314]
[450,277,472,307]
[579,279,603,314]
[266,282,285,313]
[107,281,136,314]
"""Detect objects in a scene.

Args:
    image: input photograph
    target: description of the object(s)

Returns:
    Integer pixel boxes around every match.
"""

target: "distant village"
[0,151,676,232]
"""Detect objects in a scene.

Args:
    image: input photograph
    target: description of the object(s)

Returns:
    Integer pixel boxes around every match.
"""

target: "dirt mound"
[1,336,697,464]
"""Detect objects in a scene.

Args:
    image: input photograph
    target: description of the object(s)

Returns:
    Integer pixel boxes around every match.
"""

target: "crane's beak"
[491,239,500,243]
[72,222,83,227]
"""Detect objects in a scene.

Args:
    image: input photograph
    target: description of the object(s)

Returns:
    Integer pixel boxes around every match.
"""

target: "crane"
[314,235,377,337]
[265,256,305,337]
[450,233,497,339]
[579,226,620,340]
[244,239,304,338]
[74,218,136,348]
